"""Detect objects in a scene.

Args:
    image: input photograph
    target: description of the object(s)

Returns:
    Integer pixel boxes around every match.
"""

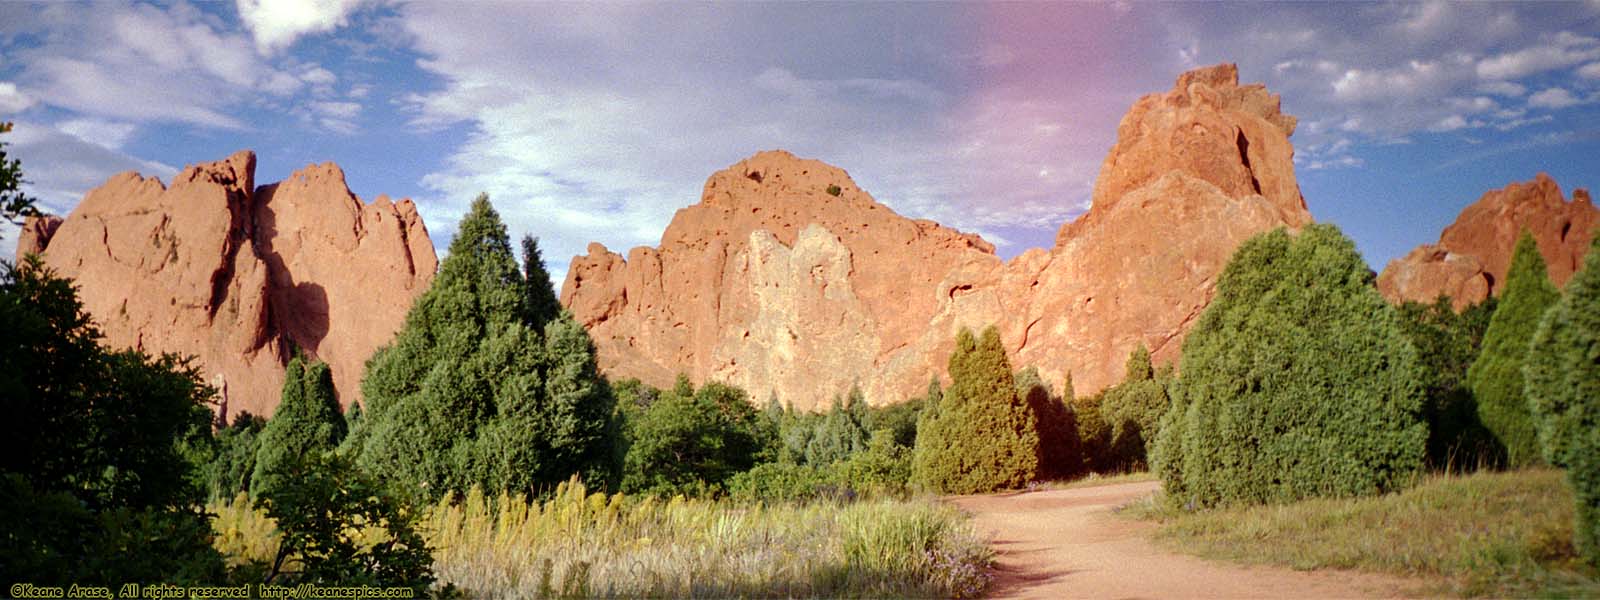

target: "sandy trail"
[948,481,1422,599]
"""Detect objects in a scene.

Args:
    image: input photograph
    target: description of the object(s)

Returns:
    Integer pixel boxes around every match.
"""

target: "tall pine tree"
[1468,232,1559,467]
[252,357,345,498]
[912,326,1040,493]
[345,194,617,503]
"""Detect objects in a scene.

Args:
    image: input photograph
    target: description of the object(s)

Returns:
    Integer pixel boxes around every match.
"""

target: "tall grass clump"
[210,477,990,598]
[1129,468,1599,597]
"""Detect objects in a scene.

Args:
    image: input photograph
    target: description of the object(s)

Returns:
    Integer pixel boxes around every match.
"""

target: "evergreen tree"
[346,195,617,503]
[1396,296,1501,469]
[521,235,562,329]
[1017,367,1079,479]
[252,357,346,498]
[1525,236,1600,566]
[0,122,39,234]
[1098,345,1171,470]
[912,326,1040,493]
[1468,232,1559,467]
[1151,225,1426,508]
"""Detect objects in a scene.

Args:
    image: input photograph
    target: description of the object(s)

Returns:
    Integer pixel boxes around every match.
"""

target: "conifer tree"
[1018,367,1078,479]
[1525,236,1600,565]
[521,235,562,330]
[1151,225,1426,507]
[252,357,345,498]
[1099,345,1171,469]
[1469,232,1559,467]
[347,194,617,503]
[912,326,1040,493]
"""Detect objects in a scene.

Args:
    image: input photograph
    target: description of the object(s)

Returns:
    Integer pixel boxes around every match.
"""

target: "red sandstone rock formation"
[17,151,436,418]
[563,64,1313,408]
[1378,174,1596,310]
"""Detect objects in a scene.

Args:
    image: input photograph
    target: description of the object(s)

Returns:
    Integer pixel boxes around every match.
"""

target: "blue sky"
[1,1,1597,287]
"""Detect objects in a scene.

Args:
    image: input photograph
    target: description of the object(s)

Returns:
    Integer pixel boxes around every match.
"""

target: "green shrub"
[832,430,913,497]
[1469,232,1560,467]
[826,184,842,196]
[1151,225,1427,508]
[255,454,434,593]
[912,326,1040,494]
[727,462,833,502]
[1524,236,1600,566]
[1526,235,1600,470]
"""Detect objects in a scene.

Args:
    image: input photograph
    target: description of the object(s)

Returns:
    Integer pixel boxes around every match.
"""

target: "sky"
[1,1,1598,288]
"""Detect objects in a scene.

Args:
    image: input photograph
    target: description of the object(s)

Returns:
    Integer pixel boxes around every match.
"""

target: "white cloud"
[1430,114,1470,132]
[4,3,304,129]
[1476,31,1600,79]
[1580,62,1600,79]
[55,118,139,150]
[300,66,337,86]
[0,82,34,113]
[396,3,1095,267]
[1528,87,1580,109]
[2,120,177,214]
[310,100,361,120]
[1478,80,1527,97]
[236,0,366,54]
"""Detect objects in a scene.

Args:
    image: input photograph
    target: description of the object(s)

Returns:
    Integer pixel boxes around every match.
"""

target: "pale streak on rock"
[563,63,1314,408]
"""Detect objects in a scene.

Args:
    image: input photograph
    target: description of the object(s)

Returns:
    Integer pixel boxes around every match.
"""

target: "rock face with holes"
[1378,174,1596,310]
[17,151,437,418]
[563,63,1313,408]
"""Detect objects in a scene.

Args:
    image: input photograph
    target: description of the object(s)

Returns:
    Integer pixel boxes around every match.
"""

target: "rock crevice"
[17,151,437,418]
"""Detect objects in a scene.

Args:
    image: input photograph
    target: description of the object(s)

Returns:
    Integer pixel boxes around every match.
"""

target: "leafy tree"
[0,258,223,584]
[864,396,923,449]
[1,122,40,234]
[1468,232,1560,467]
[912,326,1040,494]
[256,454,434,594]
[1099,346,1173,470]
[1151,225,1426,508]
[347,195,617,504]
[1396,296,1501,470]
[1017,367,1079,479]
[621,379,768,495]
[1523,236,1600,565]
[252,357,346,498]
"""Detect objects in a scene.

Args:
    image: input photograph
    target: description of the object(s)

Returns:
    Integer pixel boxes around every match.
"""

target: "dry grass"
[1123,468,1600,597]
[209,478,992,598]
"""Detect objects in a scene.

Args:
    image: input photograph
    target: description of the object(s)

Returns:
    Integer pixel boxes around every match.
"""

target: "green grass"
[1123,468,1600,597]
[1040,470,1157,491]
[210,478,991,598]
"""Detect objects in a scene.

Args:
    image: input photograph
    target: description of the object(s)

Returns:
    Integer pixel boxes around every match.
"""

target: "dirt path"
[948,481,1423,599]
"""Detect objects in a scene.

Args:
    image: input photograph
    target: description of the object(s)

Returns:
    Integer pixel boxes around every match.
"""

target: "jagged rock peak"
[1064,62,1310,245]
[1379,173,1596,309]
[17,150,438,418]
